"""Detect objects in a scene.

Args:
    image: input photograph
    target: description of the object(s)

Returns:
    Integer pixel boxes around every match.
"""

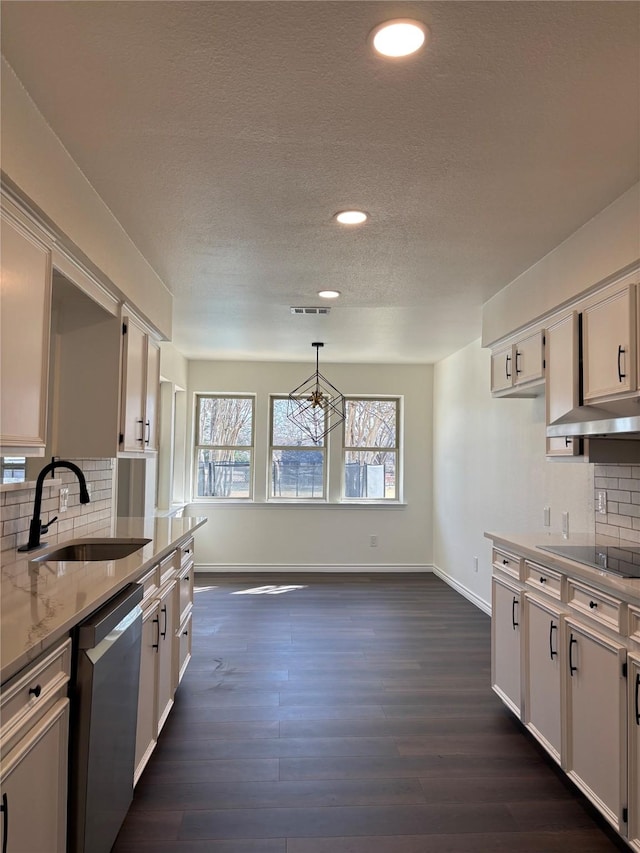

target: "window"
[269,397,326,500]
[343,398,399,500]
[195,395,254,498]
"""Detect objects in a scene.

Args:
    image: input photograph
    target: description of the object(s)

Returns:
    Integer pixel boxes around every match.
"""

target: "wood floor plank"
[113,574,620,851]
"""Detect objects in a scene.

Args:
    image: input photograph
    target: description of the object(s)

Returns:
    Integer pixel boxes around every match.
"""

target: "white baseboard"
[431,563,491,615]
[195,563,432,574]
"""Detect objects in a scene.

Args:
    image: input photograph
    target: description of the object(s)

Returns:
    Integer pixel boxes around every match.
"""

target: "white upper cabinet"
[490,330,545,397]
[582,284,636,402]
[120,313,160,454]
[0,207,52,455]
[545,311,581,457]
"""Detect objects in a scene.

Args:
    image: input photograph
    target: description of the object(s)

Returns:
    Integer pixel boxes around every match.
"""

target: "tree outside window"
[195,395,254,498]
[344,399,399,500]
[270,397,326,499]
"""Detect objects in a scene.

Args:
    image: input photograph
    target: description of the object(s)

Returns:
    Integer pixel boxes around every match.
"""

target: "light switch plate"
[59,487,69,512]
[562,511,569,539]
[543,506,551,527]
[597,490,607,515]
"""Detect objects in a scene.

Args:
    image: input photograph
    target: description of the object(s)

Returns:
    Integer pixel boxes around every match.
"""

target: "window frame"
[268,394,328,501]
[193,393,255,501]
[342,396,401,502]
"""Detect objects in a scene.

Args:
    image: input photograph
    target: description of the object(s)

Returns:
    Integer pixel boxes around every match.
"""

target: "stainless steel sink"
[32,537,151,562]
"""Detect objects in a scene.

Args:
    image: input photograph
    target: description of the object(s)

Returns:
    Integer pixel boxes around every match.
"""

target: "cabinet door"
[144,338,160,452]
[121,316,147,451]
[523,595,563,763]
[156,581,177,734]
[0,698,69,853]
[514,331,544,387]
[176,610,193,687]
[134,603,159,786]
[628,653,640,851]
[0,212,52,453]
[490,346,514,393]
[491,575,522,717]
[583,286,636,401]
[565,618,626,830]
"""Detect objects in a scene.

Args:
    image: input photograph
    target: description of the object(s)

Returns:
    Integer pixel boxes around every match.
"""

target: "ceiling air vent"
[290,307,331,316]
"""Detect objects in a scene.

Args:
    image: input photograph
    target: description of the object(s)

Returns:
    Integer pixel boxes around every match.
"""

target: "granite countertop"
[1,515,207,683]
[486,530,640,607]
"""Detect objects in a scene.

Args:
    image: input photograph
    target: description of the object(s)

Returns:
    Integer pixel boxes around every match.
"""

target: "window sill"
[188,500,407,509]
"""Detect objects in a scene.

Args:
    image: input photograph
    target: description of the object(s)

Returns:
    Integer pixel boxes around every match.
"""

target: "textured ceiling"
[1,1,639,363]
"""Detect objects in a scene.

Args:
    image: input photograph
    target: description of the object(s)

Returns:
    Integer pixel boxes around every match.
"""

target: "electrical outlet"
[543,506,551,527]
[370,535,378,548]
[59,487,69,512]
[562,511,569,539]
[473,556,478,573]
[597,490,607,515]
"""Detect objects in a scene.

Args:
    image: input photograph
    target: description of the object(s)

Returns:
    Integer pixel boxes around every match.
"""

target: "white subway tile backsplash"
[1,458,115,552]
[594,464,640,541]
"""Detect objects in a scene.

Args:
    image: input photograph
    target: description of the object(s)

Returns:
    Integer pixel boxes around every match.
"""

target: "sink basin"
[32,538,151,562]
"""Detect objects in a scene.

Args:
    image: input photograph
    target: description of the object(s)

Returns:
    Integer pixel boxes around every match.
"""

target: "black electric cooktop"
[538,544,640,578]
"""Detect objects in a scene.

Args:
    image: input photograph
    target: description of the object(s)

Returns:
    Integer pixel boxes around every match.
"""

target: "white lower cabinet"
[134,602,160,785]
[523,594,564,764]
[565,617,627,830]
[628,653,640,851]
[134,538,195,786]
[491,575,522,717]
[156,579,177,734]
[0,638,71,853]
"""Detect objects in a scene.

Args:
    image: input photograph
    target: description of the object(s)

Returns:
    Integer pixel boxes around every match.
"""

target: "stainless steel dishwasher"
[69,583,143,853]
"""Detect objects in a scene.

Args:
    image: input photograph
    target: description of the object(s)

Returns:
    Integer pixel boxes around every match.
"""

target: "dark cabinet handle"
[635,672,640,725]
[502,559,508,565]
[565,436,572,447]
[152,615,160,651]
[137,419,145,443]
[505,354,511,379]
[511,596,519,629]
[539,576,547,584]
[28,684,42,698]
[182,629,189,636]
[589,600,598,609]
[145,420,151,446]
[161,605,168,639]
[549,621,557,660]
[618,345,626,382]
[569,633,578,676]
[515,350,522,375]
[1,792,8,853]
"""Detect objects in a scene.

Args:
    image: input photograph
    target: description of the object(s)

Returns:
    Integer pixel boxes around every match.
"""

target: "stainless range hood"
[546,398,640,438]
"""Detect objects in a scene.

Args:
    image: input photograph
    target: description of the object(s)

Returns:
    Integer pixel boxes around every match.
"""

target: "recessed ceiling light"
[371,19,428,58]
[318,290,341,299]
[334,210,368,225]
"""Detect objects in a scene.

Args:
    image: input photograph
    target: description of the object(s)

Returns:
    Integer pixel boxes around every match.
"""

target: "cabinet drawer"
[567,580,623,632]
[0,639,71,753]
[178,560,194,624]
[180,537,194,566]
[525,561,562,600]
[492,548,522,581]
[158,549,178,586]
[176,610,192,686]
[137,565,159,606]
[629,605,640,644]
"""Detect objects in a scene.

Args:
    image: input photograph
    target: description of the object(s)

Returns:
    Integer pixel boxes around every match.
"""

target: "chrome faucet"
[18,460,90,552]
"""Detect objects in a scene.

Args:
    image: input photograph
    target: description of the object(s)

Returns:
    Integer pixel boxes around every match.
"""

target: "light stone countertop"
[1,515,206,683]
[486,530,640,608]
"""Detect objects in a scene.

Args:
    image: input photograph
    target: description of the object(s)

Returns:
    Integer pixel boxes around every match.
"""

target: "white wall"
[185,360,433,571]
[1,59,173,338]
[433,339,594,612]
[482,183,640,346]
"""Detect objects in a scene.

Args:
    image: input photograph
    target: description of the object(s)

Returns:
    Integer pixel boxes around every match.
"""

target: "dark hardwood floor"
[112,574,625,852]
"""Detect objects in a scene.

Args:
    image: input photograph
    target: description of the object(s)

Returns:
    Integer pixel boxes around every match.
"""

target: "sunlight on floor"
[230,585,307,595]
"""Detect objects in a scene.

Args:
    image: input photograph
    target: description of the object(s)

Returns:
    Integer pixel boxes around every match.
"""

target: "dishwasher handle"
[77,583,143,648]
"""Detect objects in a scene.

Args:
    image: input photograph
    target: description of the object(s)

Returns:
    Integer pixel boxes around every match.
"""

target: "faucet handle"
[41,516,58,534]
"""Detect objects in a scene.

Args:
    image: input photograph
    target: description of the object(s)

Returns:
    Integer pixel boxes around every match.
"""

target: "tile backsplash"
[1,458,115,553]
[594,464,640,542]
